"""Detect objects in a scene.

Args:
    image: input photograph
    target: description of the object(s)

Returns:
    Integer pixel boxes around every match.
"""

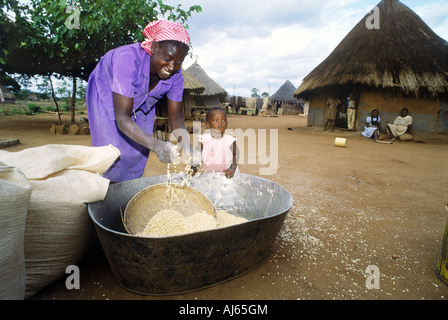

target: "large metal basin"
[87,173,293,295]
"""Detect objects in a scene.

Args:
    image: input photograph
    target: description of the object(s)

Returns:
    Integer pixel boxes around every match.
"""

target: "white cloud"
[412,1,448,39]
[165,0,448,97]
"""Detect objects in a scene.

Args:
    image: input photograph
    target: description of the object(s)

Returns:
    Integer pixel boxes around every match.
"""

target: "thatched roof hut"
[182,69,205,94]
[181,69,205,118]
[294,0,448,133]
[270,80,302,115]
[271,80,298,104]
[295,0,448,99]
[186,62,227,109]
[0,83,16,104]
[154,69,205,118]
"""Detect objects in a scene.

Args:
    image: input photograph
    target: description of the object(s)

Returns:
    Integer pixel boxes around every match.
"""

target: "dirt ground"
[1,111,448,301]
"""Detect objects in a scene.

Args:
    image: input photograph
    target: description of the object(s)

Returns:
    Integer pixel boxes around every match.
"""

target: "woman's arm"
[167,99,200,164]
[167,99,187,140]
[113,92,177,162]
[113,93,155,148]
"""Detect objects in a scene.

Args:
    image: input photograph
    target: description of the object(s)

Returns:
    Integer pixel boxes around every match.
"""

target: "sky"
[162,0,448,97]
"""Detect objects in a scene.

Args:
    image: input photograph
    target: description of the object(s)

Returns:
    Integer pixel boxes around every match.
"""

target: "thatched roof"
[294,0,448,99]
[182,69,205,94]
[186,62,227,96]
[0,83,16,102]
[270,80,299,104]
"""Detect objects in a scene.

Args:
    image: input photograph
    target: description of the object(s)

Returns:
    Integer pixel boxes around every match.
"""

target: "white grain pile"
[134,163,248,237]
[137,209,247,237]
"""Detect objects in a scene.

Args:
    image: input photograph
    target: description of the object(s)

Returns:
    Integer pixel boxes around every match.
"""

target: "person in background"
[198,107,239,179]
[386,108,413,141]
[362,109,382,141]
[86,20,198,182]
[323,96,340,132]
[347,92,356,130]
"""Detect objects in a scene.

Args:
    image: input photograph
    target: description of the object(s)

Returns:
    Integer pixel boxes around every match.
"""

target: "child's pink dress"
[199,132,238,173]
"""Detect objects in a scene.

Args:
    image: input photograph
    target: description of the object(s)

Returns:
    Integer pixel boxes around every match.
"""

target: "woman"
[86,20,196,182]
[362,109,381,141]
[387,108,413,141]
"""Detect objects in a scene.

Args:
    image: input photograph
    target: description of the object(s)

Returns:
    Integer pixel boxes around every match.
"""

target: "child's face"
[206,110,228,136]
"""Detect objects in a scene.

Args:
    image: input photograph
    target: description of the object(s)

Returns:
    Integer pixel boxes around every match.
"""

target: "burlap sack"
[0,144,120,298]
[0,164,32,300]
[0,144,120,179]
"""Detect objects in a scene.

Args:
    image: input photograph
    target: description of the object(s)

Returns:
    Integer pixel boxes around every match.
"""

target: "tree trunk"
[70,77,77,124]
[49,75,62,125]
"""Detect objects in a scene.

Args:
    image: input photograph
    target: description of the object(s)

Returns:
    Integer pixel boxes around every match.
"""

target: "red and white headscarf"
[141,20,190,55]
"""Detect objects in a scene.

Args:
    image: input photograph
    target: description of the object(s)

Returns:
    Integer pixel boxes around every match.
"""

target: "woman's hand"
[152,140,180,163]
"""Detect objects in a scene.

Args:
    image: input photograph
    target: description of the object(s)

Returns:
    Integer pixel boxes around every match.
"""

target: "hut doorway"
[333,89,359,131]
[325,89,359,130]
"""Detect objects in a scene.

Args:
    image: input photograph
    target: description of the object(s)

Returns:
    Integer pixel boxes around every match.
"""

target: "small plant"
[60,104,71,111]
[45,105,57,112]
[27,103,42,113]
[10,107,27,115]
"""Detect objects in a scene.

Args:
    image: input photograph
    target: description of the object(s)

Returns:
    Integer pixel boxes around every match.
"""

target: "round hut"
[0,83,17,104]
[153,69,204,119]
[294,0,448,133]
[270,80,302,115]
[186,61,228,111]
[181,69,205,118]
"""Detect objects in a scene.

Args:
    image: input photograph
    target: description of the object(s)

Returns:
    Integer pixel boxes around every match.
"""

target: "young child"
[198,107,239,179]
[362,109,381,141]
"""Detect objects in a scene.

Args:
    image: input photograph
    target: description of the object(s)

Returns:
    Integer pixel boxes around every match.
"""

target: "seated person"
[386,108,413,141]
[362,109,381,141]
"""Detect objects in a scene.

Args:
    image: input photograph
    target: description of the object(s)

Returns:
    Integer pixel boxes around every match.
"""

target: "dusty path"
[1,112,448,300]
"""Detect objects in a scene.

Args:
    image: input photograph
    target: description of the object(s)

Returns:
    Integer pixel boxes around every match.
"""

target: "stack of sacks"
[0,165,32,300]
[0,144,120,299]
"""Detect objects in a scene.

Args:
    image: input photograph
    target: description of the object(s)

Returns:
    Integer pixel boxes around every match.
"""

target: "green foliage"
[26,103,42,113]
[0,106,28,116]
[1,0,201,123]
[0,69,21,92]
[60,103,71,111]
[1,0,202,80]
[251,88,261,98]
[13,89,31,100]
[44,105,57,112]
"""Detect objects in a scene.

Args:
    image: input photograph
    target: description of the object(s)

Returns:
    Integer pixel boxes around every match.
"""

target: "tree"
[251,88,260,98]
[1,0,202,123]
[36,77,51,100]
[0,68,20,93]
